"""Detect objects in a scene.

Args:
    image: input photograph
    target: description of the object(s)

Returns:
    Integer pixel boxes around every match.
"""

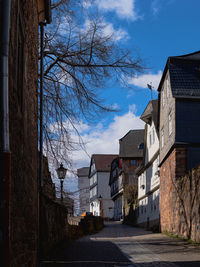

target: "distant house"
[77,167,90,215]
[89,154,117,219]
[109,130,144,220]
[158,51,200,233]
[109,157,123,220]
[136,100,160,230]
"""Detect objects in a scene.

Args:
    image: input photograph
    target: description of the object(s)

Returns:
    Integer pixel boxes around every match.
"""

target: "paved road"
[41,221,200,267]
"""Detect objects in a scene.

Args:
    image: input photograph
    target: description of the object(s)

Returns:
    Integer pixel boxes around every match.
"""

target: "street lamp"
[56,163,67,202]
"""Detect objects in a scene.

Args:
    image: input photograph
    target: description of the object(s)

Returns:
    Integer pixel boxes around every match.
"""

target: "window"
[90,186,97,198]
[149,132,152,146]
[161,128,164,149]
[139,143,144,150]
[166,77,170,100]
[93,173,97,183]
[168,112,172,136]
[162,88,165,108]
[152,128,155,144]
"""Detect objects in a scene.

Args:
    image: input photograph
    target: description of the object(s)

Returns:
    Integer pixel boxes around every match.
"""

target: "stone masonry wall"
[9,1,39,266]
[40,195,69,258]
[160,147,200,242]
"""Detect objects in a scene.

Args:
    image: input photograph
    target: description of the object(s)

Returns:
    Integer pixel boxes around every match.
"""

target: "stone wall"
[160,147,200,242]
[9,0,39,266]
[40,194,69,258]
[42,156,56,200]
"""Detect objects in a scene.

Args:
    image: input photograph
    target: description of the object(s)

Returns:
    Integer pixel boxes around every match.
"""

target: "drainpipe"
[0,0,11,266]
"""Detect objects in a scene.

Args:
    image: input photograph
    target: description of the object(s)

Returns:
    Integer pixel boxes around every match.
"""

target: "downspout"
[0,0,11,266]
[0,0,11,151]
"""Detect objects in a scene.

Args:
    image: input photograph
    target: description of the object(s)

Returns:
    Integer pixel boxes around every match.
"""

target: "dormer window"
[138,143,144,150]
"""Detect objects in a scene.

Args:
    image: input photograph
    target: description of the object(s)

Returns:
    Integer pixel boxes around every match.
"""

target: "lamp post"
[56,163,67,202]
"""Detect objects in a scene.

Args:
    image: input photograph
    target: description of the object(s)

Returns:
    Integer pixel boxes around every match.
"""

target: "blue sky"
[52,0,200,192]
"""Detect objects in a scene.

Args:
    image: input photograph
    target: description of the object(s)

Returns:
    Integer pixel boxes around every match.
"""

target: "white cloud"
[128,70,163,91]
[96,0,139,20]
[83,0,92,9]
[82,19,129,42]
[71,106,144,169]
[102,21,129,41]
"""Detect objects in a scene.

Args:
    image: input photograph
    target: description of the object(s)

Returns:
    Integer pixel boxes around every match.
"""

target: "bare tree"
[42,0,145,167]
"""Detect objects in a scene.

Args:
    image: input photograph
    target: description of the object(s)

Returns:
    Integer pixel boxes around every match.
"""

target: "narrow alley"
[41,221,200,267]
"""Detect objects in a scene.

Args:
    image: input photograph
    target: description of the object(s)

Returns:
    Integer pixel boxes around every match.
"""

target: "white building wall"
[138,119,160,226]
[137,188,160,224]
[97,172,114,219]
[145,121,159,164]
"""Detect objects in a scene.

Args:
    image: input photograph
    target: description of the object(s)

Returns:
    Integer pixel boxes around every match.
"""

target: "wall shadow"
[41,240,132,266]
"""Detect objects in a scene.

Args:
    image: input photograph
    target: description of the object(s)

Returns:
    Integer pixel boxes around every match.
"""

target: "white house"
[77,167,90,215]
[137,100,160,230]
[89,154,117,219]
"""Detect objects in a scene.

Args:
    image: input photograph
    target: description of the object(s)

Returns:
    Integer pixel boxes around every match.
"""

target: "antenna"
[147,83,154,100]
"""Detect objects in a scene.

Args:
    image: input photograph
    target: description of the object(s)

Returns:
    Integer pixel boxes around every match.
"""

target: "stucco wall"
[98,172,114,218]
[145,121,159,164]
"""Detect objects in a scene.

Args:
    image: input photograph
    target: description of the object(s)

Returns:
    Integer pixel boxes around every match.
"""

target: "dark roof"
[119,130,144,158]
[77,167,89,178]
[91,154,118,172]
[158,51,200,99]
[140,100,159,128]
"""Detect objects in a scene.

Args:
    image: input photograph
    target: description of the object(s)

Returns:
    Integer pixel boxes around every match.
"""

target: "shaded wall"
[160,147,200,242]
[40,195,69,258]
[9,0,39,265]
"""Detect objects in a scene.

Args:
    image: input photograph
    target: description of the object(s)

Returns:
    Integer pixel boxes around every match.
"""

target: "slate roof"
[140,100,159,129]
[77,167,89,178]
[91,154,118,172]
[158,51,200,98]
[119,129,144,158]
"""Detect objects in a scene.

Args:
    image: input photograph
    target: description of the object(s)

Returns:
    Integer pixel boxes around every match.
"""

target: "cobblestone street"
[41,221,200,266]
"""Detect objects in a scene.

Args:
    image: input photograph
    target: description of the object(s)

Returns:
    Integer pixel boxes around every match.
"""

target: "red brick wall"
[160,147,200,242]
[160,148,186,233]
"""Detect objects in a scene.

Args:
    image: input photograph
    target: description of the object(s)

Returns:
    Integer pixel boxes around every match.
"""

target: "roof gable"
[158,51,200,99]
[119,129,144,158]
[89,154,118,175]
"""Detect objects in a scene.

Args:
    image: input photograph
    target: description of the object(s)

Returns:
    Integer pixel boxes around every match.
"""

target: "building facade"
[0,1,51,266]
[77,167,90,215]
[89,154,117,219]
[158,51,200,234]
[109,130,144,220]
[137,100,160,230]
